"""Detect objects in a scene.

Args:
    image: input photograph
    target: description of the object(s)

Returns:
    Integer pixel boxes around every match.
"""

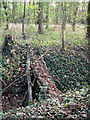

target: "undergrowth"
[1,23,89,120]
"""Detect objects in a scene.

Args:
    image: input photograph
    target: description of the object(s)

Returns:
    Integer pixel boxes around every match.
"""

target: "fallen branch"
[32,76,37,86]
[20,90,28,106]
[37,48,52,61]
[0,78,7,86]
[37,80,41,87]
[26,51,32,102]
[0,74,26,94]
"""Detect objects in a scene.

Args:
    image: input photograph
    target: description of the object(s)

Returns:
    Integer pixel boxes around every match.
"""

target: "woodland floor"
[0,23,89,120]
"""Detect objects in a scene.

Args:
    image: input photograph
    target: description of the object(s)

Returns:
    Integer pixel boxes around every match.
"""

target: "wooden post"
[26,49,32,102]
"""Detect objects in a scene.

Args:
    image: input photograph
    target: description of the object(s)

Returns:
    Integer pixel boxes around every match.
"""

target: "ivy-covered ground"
[44,45,89,92]
[1,24,89,119]
[1,88,89,119]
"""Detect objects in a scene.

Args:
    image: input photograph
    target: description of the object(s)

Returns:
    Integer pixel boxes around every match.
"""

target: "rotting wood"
[32,53,62,100]
[26,52,32,102]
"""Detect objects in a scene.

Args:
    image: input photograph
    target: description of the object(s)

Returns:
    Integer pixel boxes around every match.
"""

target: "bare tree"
[87,1,90,67]
[33,2,36,22]
[22,1,26,39]
[0,1,1,27]
[46,3,49,29]
[72,4,78,32]
[55,3,59,24]
[27,1,31,25]
[38,2,44,34]
[61,2,65,50]
[0,1,2,111]
[64,3,67,29]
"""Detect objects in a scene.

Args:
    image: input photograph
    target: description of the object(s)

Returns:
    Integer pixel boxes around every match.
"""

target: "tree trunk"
[87,1,90,69]
[3,2,8,30]
[22,1,26,39]
[55,3,59,24]
[72,6,78,32]
[0,1,1,27]
[72,20,75,32]
[33,2,36,21]
[64,3,67,29]
[68,15,71,23]
[12,2,15,23]
[61,2,65,50]
[27,1,31,25]
[38,2,44,34]
[0,1,2,111]
[46,3,49,29]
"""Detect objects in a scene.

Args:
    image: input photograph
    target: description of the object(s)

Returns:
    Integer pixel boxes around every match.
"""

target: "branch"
[26,51,32,101]
[37,48,51,61]
[32,76,37,86]
[0,78,7,86]
[20,90,28,106]
[0,74,26,94]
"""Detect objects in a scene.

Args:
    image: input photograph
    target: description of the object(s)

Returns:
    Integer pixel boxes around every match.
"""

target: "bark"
[26,49,32,102]
[55,3,59,24]
[87,1,90,68]
[33,2,36,21]
[61,2,65,50]
[38,2,44,34]
[81,2,85,24]
[0,3,1,100]
[46,3,49,29]
[0,1,1,27]
[27,1,31,25]
[87,1,90,38]
[72,6,78,32]
[22,1,26,39]
[64,3,67,29]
